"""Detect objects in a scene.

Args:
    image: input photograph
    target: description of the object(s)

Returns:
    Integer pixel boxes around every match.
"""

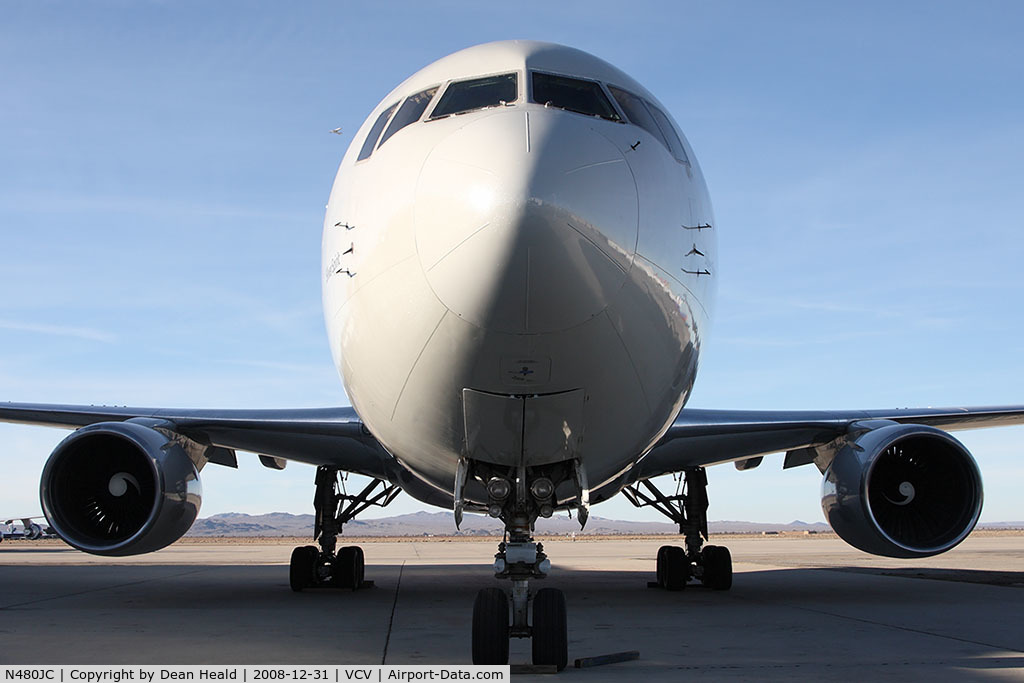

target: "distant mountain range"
[186,512,1024,537]
[186,511,839,537]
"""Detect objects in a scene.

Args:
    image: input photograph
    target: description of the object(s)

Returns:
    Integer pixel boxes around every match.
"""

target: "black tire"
[701,545,733,590]
[352,546,365,588]
[532,587,568,671]
[472,588,509,665]
[663,545,689,591]
[289,546,318,592]
[334,546,362,590]
[304,543,321,582]
[656,545,673,587]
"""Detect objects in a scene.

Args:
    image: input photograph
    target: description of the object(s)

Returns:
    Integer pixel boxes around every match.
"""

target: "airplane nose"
[415,109,638,334]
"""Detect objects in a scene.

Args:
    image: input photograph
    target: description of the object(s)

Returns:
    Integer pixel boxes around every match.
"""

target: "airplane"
[1,40,1022,670]
[0,516,53,541]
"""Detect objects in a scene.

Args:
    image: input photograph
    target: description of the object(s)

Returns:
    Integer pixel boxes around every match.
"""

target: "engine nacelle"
[821,423,982,558]
[40,421,202,556]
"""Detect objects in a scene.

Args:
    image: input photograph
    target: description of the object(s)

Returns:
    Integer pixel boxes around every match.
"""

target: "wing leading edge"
[7,401,1023,486]
[637,405,1024,480]
[0,402,393,479]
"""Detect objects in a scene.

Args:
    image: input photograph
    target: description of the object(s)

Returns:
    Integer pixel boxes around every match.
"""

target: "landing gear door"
[523,389,584,466]
[463,388,585,467]
[463,388,524,466]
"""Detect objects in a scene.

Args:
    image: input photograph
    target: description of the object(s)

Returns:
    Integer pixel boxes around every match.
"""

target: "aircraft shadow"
[2,562,1021,676]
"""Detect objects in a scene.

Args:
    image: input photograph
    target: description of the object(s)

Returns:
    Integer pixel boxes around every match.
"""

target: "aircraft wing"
[0,402,393,479]
[637,405,1024,479]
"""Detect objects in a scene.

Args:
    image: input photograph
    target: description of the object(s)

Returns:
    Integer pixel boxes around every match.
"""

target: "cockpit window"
[608,86,689,164]
[429,73,518,118]
[532,72,620,122]
[357,102,398,161]
[607,86,667,150]
[646,102,689,164]
[378,86,439,148]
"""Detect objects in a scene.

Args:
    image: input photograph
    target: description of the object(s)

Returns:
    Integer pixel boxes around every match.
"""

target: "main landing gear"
[289,465,400,592]
[623,467,733,591]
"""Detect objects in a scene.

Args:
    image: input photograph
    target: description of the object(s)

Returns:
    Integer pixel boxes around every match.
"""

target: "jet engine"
[821,423,982,558]
[40,421,202,556]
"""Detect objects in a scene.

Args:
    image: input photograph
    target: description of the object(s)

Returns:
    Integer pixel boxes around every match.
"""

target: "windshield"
[607,86,666,149]
[608,86,688,163]
[532,72,620,122]
[646,102,689,164]
[357,102,398,161]
[430,73,518,118]
[379,86,438,148]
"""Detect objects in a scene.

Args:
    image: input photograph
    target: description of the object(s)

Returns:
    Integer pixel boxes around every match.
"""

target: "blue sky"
[1,1,1022,525]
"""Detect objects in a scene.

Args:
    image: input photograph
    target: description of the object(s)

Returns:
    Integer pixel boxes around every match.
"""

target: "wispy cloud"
[0,318,116,343]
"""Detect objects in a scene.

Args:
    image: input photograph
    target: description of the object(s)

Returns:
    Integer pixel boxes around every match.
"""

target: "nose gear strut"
[470,467,570,671]
[622,466,733,591]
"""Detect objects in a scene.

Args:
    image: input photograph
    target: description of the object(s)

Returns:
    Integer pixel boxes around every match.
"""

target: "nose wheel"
[531,587,568,670]
[472,588,510,665]
[471,585,568,671]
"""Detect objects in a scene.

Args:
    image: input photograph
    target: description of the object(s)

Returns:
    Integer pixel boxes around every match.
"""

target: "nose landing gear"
[472,526,568,671]
[464,459,581,671]
[289,466,399,592]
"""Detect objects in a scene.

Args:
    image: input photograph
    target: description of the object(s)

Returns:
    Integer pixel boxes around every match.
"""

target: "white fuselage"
[322,41,716,507]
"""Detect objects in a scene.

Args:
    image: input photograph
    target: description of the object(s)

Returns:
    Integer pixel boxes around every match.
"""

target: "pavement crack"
[381,560,406,664]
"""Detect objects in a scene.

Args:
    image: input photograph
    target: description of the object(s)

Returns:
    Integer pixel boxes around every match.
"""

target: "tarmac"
[2,534,1023,681]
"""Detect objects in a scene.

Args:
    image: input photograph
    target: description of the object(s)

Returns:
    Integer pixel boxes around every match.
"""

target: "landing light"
[487,477,511,500]
[530,477,554,500]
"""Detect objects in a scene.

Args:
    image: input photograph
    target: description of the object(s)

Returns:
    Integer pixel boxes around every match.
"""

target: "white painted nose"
[415,109,638,334]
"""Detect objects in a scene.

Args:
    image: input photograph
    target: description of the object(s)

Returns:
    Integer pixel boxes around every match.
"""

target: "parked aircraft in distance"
[2,41,1022,670]
[0,516,53,541]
